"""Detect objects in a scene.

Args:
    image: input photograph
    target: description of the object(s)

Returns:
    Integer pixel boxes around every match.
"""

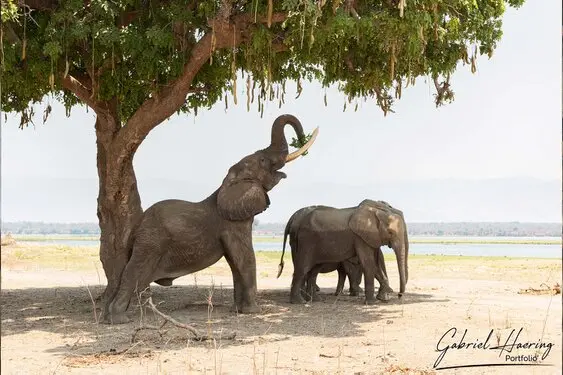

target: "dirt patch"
[1,246,561,374]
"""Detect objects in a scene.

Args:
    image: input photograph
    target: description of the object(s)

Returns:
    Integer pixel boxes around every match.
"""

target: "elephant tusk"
[285,127,319,163]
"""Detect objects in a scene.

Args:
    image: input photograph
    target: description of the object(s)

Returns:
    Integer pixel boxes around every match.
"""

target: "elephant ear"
[349,205,386,248]
[217,174,270,221]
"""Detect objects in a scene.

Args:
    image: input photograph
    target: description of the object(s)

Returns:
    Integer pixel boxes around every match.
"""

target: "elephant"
[277,206,365,298]
[102,114,319,324]
[279,200,409,305]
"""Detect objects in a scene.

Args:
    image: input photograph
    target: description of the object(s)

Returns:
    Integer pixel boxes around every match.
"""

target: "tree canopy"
[2,0,524,127]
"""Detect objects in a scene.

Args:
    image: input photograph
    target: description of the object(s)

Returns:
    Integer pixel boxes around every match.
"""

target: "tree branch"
[112,7,288,155]
[60,74,103,113]
[137,297,236,341]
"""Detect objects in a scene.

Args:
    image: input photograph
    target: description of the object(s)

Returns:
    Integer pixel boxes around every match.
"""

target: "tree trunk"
[94,113,143,304]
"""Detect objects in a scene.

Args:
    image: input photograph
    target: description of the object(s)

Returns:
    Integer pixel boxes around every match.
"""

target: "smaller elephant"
[280,200,408,305]
[307,256,364,298]
[278,206,364,297]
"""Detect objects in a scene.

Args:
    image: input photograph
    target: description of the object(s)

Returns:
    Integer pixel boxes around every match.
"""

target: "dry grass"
[1,244,561,374]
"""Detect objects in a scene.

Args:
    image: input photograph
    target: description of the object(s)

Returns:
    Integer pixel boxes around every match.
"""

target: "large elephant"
[278,206,365,297]
[103,114,319,324]
[280,200,409,305]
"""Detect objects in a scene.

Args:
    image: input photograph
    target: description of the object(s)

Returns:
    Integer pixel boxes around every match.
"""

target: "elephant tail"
[277,217,292,278]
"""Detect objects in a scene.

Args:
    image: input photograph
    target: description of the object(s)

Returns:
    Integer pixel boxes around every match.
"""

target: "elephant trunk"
[263,114,318,168]
[269,114,305,154]
[396,230,409,296]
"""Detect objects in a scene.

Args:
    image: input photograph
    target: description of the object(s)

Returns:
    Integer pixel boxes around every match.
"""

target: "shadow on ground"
[1,283,448,358]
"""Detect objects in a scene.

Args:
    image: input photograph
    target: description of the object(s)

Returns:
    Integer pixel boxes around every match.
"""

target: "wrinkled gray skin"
[278,206,365,298]
[279,200,409,305]
[103,115,312,324]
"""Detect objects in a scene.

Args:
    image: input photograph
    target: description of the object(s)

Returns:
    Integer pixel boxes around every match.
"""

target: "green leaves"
[290,132,313,156]
[1,0,525,126]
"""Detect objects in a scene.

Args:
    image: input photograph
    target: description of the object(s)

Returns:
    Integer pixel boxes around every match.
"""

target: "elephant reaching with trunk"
[278,206,365,297]
[279,200,409,305]
[103,115,318,324]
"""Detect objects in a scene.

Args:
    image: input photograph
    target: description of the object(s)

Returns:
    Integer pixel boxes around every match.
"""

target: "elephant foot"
[364,298,378,306]
[334,290,343,296]
[311,293,323,302]
[290,294,307,304]
[231,302,261,314]
[376,290,391,302]
[349,290,359,297]
[314,284,321,292]
[102,311,132,324]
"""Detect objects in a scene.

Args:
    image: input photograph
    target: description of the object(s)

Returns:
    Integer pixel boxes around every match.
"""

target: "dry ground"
[1,244,561,375]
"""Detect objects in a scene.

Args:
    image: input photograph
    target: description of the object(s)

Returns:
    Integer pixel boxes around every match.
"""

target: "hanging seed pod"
[225,93,228,111]
[399,0,407,18]
[251,79,256,104]
[324,92,327,107]
[354,102,358,112]
[111,44,115,75]
[232,78,238,105]
[343,101,347,112]
[64,59,70,79]
[22,39,27,60]
[281,92,285,105]
[267,0,273,28]
[210,24,216,65]
[389,42,396,81]
[296,78,302,99]
[246,75,251,112]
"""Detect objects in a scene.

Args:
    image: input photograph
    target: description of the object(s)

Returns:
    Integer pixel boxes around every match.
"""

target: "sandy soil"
[1,245,561,375]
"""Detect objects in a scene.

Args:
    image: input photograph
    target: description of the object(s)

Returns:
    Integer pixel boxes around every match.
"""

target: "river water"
[15,235,562,258]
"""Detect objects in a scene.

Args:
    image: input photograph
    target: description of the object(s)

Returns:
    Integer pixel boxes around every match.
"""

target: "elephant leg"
[222,236,260,314]
[105,252,160,324]
[334,265,346,296]
[223,254,244,312]
[355,240,377,305]
[290,269,309,304]
[306,269,322,302]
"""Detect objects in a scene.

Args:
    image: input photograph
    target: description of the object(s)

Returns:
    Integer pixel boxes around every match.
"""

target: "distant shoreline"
[8,234,562,246]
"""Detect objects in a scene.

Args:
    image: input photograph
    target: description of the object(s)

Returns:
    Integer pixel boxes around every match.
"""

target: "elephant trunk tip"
[276,261,284,278]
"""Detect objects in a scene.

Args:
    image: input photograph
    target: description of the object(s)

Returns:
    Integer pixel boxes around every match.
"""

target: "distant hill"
[2,221,560,237]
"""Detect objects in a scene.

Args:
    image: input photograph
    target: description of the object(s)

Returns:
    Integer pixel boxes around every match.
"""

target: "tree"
[1,0,524,304]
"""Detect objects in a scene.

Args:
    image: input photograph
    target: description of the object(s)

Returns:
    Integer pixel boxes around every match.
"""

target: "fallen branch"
[518,283,561,296]
[137,297,236,342]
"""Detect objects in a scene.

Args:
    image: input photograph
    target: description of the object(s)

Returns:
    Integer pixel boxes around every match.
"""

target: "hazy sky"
[1,1,561,223]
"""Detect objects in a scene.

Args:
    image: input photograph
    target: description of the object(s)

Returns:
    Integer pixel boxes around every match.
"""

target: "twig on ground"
[133,297,236,342]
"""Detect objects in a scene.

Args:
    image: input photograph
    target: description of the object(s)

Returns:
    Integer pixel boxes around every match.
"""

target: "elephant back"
[302,207,352,233]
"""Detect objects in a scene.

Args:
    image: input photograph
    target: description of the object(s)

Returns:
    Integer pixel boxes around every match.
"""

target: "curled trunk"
[263,114,306,168]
